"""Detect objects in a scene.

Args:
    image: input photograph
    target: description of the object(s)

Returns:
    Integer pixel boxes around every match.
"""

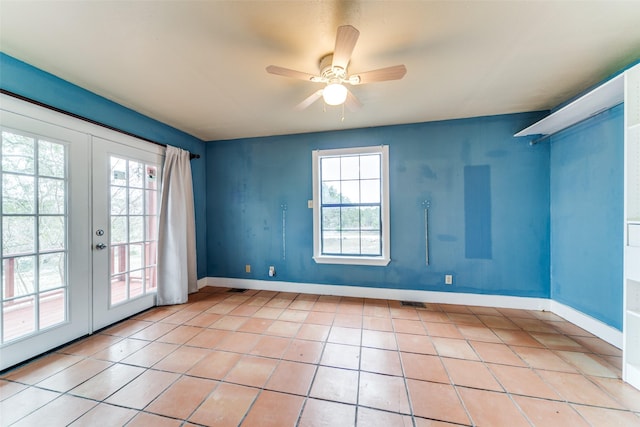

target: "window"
[312,145,390,266]
[1,128,68,342]
[109,156,159,305]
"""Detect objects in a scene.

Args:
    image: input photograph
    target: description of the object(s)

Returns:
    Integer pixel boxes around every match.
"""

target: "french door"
[1,97,164,370]
[0,110,91,370]
[92,138,163,330]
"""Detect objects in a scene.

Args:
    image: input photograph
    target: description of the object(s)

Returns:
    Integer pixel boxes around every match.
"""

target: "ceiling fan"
[266,25,407,111]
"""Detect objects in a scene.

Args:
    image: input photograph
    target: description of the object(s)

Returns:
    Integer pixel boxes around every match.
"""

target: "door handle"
[95,243,107,250]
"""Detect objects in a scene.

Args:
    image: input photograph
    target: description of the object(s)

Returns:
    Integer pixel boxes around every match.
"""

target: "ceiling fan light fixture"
[323,83,348,105]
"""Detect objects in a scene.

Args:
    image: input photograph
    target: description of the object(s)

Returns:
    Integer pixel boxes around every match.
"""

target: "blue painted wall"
[207,112,550,297]
[0,53,208,278]
[4,51,625,330]
[550,105,624,330]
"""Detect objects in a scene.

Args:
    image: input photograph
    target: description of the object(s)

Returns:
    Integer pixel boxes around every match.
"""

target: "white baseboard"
[550,300,622,348]
[201,277,622,348]
[202,277,549,311]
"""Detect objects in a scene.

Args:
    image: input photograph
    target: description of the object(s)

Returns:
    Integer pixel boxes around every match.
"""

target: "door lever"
[95,243,107,250]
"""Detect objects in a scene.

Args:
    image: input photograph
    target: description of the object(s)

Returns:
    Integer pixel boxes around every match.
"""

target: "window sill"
[313,255,391,267]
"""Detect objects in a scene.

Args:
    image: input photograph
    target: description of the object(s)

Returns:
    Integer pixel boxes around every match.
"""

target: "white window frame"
[312,145,390,266]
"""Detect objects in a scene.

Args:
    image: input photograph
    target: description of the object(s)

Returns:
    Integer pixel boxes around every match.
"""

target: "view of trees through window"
[1,129,67,342]
[320,154,382,256]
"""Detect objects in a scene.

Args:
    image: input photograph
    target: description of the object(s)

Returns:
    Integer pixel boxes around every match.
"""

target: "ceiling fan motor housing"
[319,54,346,84]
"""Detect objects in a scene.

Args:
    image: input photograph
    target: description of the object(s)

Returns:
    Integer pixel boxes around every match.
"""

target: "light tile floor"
[2,286,640,426]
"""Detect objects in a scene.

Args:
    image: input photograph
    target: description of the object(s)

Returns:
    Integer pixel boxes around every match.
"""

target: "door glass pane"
[3,256,36,297]
[129,161,144,188]
[3,174,35,214]
[130,270,143,298]
[111,216,127,244]
[1,131,68,343]
[3,296,36,341]
[111,274,128,305]
[39,178,65,214]
[39,216,65,251]
[39,252,65,291]
[2,131,34,173]
[129,216,144,242]
[129,243,143,270]
[107,155,160,306]
[129,189,143,215]
[39,289,65,329]
[110,187,127,215]
[111,157,127,186]
[3,216,35,255]
[38,140,65,178]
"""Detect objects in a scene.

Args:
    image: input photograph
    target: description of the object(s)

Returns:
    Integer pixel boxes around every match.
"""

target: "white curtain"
[157,145,198,305]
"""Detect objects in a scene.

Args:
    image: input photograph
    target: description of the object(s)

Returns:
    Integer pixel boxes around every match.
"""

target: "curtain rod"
[0,88,201,160]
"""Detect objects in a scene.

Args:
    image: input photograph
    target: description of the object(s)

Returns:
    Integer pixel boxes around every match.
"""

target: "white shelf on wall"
[514,73,625,138]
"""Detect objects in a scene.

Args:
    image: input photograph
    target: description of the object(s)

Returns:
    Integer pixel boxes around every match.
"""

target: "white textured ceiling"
[1,1,640,141]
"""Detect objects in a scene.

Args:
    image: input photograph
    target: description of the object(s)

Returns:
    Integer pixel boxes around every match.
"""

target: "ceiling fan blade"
[266,65,317,82]
[332,25,360,70]
[295,90,324,110]
[350,65,407,85]
[345,89,362,112]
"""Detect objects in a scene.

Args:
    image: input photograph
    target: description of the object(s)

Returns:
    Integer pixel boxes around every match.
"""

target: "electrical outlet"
[245,264,251,273]
[445,274,453,285]
[268,266,276,277]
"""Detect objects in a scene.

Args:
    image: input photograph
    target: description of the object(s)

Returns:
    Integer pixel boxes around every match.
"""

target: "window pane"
[3,174,35,214]
[111,186,127,215]
[341,207,360,230]
[322,207,340,230]
[39,289,65,329]
[39,252,65,291]
[2,131,34,174]
[340,156,359,180]
[341,180,359,203]
[111,216,127,244]
[130,243,143,270]
[145,216,158,241]
[321,157,340,180]
[111,245,128,276]
[341,231,361,254]
[129,216,144,243]
[321,181,341,204]
[111,157,127,186]
[360,155,380,179]
[360,179,380,203]
[39,178,65,214]
[361,231,381,255]
[3,216,35,255]
[38,140,65,178]
[145,189,158,215]
[322,230,341,254]
[129,161,144,188]
[145,267,157,291]
[360,206,380,230]
[130,269,143,298]
[39,216,65,251]
[3,256,35,297]
[111,273,128,305]
[145,241,157,267]
[3,295,36,341]
[129,189,143,215]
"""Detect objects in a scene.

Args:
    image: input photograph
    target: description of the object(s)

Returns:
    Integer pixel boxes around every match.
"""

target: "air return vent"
[400,301,426,308]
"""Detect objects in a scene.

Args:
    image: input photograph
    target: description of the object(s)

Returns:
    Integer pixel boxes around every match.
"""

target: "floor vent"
[227,288,247,293]
[401,301,426,308]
